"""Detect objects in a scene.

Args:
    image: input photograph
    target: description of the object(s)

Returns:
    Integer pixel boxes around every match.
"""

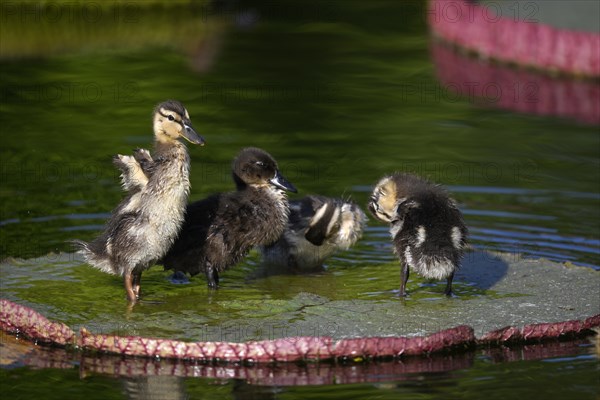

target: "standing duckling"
[261,195,366,270]
[161,147,297,287]
[368,173,467,296]
[74,100,204,303]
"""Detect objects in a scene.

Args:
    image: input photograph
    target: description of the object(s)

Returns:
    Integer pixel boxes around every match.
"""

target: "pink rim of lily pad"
[1,299,598,363]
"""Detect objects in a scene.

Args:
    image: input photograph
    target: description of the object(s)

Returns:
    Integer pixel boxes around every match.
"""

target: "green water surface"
[1,1,599,398]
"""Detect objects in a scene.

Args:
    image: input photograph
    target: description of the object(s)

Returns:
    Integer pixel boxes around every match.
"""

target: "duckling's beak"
[367,196,379,216]
[270,170,297,193]
[181,122,205,145]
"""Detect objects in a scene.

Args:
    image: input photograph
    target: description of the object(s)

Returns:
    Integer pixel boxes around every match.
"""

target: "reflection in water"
[0,1,227,62]
[123,376,186,400]
[2,329,596,397]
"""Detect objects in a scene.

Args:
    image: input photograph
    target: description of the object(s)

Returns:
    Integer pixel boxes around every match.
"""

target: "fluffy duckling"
[261,195,367,270]
[368,173,467,296]
[161,147,297,287]
[74,100,204,302]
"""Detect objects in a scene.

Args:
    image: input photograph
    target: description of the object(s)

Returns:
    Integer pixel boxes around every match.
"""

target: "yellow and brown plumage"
[74,100,204,303]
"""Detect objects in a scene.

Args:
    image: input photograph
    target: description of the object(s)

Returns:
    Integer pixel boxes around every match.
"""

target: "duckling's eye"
[255,161,266,168]
[168,115,175,121]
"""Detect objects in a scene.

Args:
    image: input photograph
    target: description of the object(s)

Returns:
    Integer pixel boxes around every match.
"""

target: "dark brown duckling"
[368,173,467,296]
[74,100,204,303]
[161,147,297,287]
[261,195,366,271]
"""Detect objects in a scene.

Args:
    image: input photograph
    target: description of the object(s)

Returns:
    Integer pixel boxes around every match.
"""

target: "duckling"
[73,100,204,303]
[261,195,367,271]
[368,173,467,296]
[161,147,297,287]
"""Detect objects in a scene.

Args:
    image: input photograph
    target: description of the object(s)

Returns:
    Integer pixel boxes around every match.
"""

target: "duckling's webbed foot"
[205,263,220,289]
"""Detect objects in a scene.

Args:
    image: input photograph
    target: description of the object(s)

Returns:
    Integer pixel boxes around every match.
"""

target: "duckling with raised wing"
[161,147,297,287]
[74,100,204,303]
[368,173,467,296]
[261,195,366,271]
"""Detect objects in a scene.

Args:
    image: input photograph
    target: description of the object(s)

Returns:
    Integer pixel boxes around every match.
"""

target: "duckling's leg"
[205,263,219,289]
[132,271,142,298]
[444,272,454,297]
[124,272,137,303]
[399,260,409,297]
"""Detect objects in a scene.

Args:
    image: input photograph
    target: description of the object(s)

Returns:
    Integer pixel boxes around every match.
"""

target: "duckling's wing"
[302,196,340,246]
[132,148,154,173]
[113,154,149,192]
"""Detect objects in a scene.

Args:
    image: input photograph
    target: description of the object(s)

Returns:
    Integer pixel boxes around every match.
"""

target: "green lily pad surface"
[1,251,598,342]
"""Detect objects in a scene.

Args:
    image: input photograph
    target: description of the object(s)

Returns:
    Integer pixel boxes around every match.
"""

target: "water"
[1,1,599,398]
[1,332,598,400]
